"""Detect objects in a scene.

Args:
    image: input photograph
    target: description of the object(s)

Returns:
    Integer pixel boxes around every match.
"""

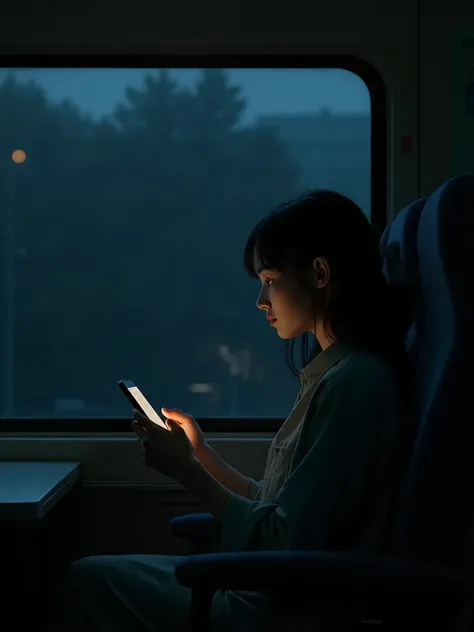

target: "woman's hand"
[133,409,234,519]
[132,410,197,482]
[161,407,208,458]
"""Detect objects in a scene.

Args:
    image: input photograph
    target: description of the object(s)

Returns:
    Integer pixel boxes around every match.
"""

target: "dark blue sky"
[6,68,370,122]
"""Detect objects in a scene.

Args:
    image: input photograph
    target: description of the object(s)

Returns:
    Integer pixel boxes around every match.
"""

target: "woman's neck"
[314,320,335,351]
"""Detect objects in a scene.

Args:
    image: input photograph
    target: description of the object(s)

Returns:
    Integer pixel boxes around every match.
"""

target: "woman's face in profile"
[255,267,315,340]
[252,247,331,341]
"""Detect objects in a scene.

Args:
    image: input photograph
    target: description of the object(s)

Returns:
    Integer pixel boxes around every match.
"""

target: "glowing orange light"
[12,149,26,164]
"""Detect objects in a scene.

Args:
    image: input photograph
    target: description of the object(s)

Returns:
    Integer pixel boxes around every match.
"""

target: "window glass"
[0,67,371,418]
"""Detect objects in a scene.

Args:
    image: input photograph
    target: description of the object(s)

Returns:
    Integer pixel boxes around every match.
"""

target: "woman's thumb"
[167,418,187,436]
[161,407,189,424]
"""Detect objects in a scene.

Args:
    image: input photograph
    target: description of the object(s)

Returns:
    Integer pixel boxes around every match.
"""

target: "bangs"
[243,212,286,278]
[244,191,327,279]
[244,217,267,278]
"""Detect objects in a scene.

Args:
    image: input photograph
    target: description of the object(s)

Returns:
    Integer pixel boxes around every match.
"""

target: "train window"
[0,58,385,430]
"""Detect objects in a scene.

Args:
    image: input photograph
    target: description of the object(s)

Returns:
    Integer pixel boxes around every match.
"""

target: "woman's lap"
[52,553,314,632]
[54,554,192,632]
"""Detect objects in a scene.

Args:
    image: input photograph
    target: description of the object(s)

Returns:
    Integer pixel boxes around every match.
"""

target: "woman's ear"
[312,257,331,289]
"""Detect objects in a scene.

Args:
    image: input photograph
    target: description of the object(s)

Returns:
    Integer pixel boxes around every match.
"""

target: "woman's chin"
[276,327,297,340]
[275,324,308,340]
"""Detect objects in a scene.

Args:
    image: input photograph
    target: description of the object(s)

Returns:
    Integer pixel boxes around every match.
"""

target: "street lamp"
[3,148,26,416]
[12,149,26,165]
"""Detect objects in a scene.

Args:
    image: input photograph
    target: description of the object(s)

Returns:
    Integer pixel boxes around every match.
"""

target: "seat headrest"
[380,198,427,288]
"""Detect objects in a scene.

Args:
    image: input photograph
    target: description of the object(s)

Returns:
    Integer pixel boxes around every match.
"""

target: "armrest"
[175,550,465,597]
[170,513,222,541]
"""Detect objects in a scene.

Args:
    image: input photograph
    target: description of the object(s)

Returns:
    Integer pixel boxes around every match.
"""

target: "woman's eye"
[265,279,274,287]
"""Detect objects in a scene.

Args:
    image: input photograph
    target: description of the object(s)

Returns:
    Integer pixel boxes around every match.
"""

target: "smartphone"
[118,380,168,429]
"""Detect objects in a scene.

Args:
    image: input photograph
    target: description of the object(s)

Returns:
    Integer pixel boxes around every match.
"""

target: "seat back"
[394,175,474,565]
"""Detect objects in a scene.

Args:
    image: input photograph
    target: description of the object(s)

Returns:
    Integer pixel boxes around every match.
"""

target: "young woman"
[55,190,412,631]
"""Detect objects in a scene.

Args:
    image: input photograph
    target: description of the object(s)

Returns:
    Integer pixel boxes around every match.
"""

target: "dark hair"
[244,190,412,396]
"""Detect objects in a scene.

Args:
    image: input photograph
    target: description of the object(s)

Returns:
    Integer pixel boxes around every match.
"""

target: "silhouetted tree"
[0,69,300,417]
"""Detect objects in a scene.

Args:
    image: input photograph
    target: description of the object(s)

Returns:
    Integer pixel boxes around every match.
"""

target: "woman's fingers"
[131,420,147,439]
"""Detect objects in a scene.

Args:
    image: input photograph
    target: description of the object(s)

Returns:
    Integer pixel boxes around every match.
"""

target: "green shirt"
[219,342,405,554]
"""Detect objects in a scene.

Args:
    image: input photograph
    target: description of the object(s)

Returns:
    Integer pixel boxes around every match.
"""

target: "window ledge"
[0,433,272,483]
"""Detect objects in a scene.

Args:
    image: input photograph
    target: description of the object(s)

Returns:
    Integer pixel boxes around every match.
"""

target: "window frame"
[0,53,387,433]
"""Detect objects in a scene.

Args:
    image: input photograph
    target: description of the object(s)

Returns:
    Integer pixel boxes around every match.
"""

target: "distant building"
[257,111,371,216]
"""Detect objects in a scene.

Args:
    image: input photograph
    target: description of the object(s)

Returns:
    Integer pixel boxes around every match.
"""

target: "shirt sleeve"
[219,364,400,552]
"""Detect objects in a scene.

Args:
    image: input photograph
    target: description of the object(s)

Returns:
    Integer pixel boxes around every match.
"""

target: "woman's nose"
[256,290,270,311]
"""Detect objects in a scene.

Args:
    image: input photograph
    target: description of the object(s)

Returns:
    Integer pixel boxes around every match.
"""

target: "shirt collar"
[299,341,350,385]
